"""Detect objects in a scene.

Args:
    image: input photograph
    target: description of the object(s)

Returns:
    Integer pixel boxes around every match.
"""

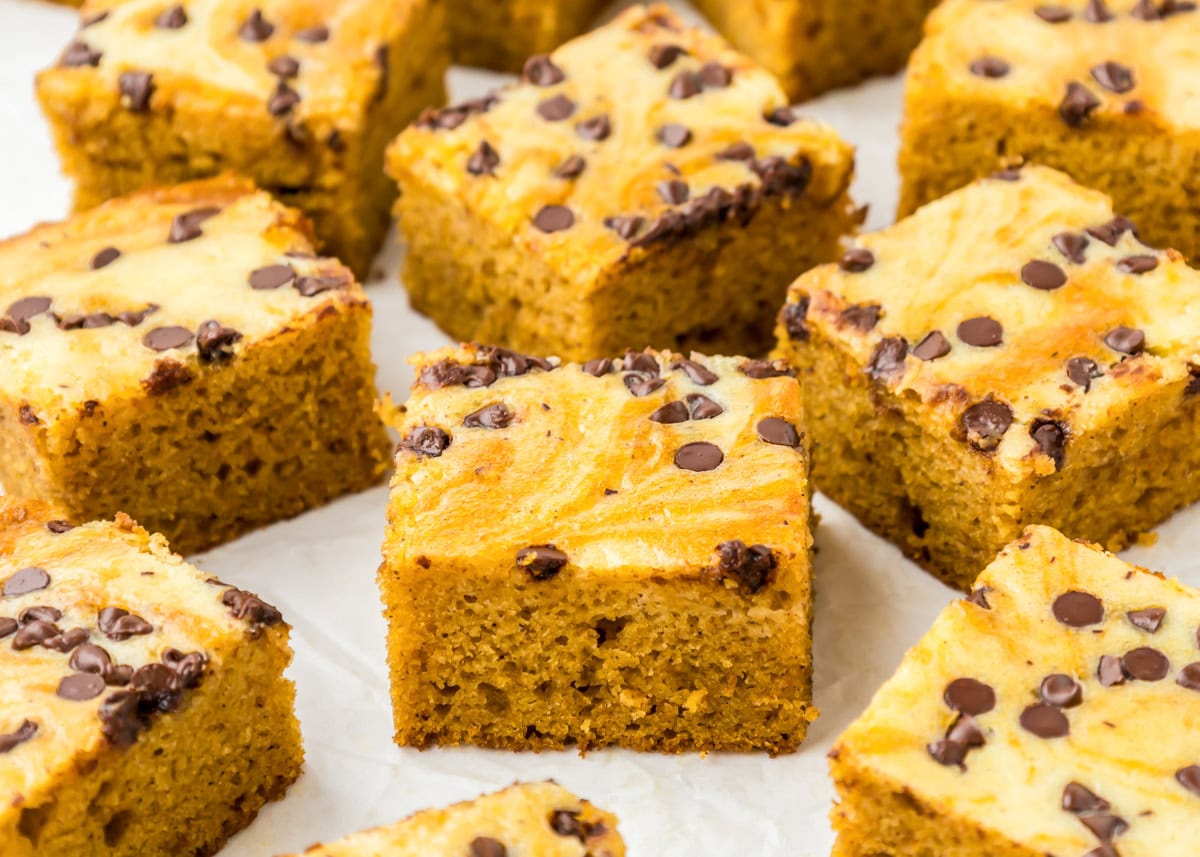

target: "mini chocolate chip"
[1032,421,1067,469]
[523,54,564,86]
[294,275,345,297]
[757,417,801,448]
[658,179,689,205]
[294,24,329,42]
[466,141,501,176]
[1035,5,1073,21]
[961,401,1012,451]
[516,545,568,581]
[1123,646,1169,681]
[669,70,702,99]
[1060,82,1101,126]
[91,247,121,269]
[868,337,909,380]
[1020,703,1069,738]
[674,441,723,472]
[398,426,451,457]
[221,587,282,627]
[716,141,755,161]
[1116,254,1158,275]
[713,540,775,593]
[155,5,187,28]
[0,618,14,638]
[248,264,295,289]
[740,359,793,379]
[142,326,193,352]
[576,115,611,141]
[1087,216,1136,246]
[1104,326,1145,355]
[913,331,951,361]
[0,720,37,754]
[1063,782,1110,814]
[553,155,585,179]
[57,673,106,701]
[1052,232,1089,264]
[841,304,881,332]
[1041,674,1083,707]
[533,205,574,233]
[1127,607,1166,633]
[582,358,613,377]
[1084,0,1114,21]
[537,94,576,121]
[1176,662,1200,691]
[1081,815,1128,842]
[944,678,996,715]
[463,403,513,429]
[268,55,299,78]
[781,298,809,341]
[1098,654,1126,687]
[1091,61,1135,94]
[7,297,51,322]
[61,41,101,67]
[1066,356,1103,391]
[98,607,152,641]
[657,123,691,148]
[167,206,219,243]
[13,621,60,650]
[1053,591,1104,626]
[957,316,1003,347]
[839,248,875,272]
[603,215,644,240]
[196,320,242,363]
[969,56,1010,78]
[1022,260,1067,290]
[470,838,507,857]
[267,81,301,116]
[670,358,718,385]
[3,567,50,597]
[118,71,154,111]
[239,9,274,41]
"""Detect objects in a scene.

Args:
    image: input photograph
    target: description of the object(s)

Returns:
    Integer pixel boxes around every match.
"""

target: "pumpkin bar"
[0,177,391,554]
[774,166,1200,589]
[386,4,857,361]
[693,0,942,102]
[899,0,1200,261]
[380,344,815,753]
[0,497,302,857]
[830,525,1200,857]
[35,0,448,277]
[278,782,624,857]
[446,0,608,72]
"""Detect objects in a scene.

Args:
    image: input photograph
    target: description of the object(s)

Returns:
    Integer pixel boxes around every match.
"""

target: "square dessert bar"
[693,0,942,102]
[446,0,608,72]
[36,0,448,277]
[387,4,858,362]
[899,0,1200,261]
[830,526,1200,857]
[0,497,302,857]
[279,782,624,857]
[380,345,815,753]
[774,166,1200,589]
[0,177,392,554]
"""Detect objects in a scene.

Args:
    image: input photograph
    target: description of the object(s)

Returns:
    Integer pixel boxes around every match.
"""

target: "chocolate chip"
[1022,260,1067,290]
[1115,254,1158,275]
[466,141,500,176]
[294,274,346,297]
[1176,764,1200,799]
[549,810,591,840]
[463,403,513,429]
[686,394,723,420]
[740,359,793,379]
[1041,674,1083,708]
[1081,815,1128,842]
[757,417,801,448]
[419,360,494,389]
[1032,421,1067,469]
[221,587,282,628]
[162,648,206,688]
[1121,647,1169,681]
[957,316,1003,347]
[1020,703,1069,738]
[470,837,507,857]
[268,55,299,78]
[43,627,89,652]
[3,567,49,597]
[294,25,330,42]
[7,296,51,322]
[398,426,450,457]
[700,61,732,87]
[1091,61,1135,94]
[961,401,1012,451]
[927,738,968,767]
[167,206,219,243]
[1176,663,1200,691]
[649,401,689,424]
[99,691,143,747]
[195,320,242,363]
[1084,0,1114,21]
[267,81,301,116]
[576,115,611,141]
[841,304,881,332]
[657,179,689,205]
[61,41,102,67]
[155,5,187,28]
[716,141,755,161]
[648,44,686,69]
[0,316,30,335]
[1104,326,1144,355]
[966,586,992,609]
[98,607,152,641]
[669,70,702,99]
[670,358,718,385]
[970,57,1010,78]
[20,605,61,625]
[765,106,796,126]
[248,264,295,289]
[839,248,875,273]
[1053,591,1104,627]
[1063,782,1110,814]
[712,541,776,593]
[991,167,1023,181]
[13,620,60,650]
[750,156,812,195]
[118,71,154,111]
[603,215,644,240]
[868,337,908,380]
[0,618,14,638]
[91,246,121,269]
[944,678,996,715]
[533,205,574,233]
[1053,232,1089,264]
[516,545,567,581]
[1087,217,1136,246]
[70,642,112,674]
[553,155,585,179]
[1098,654,1126,687]
[913,331,951,361]
[674,441,723,472]
[57,673,106,701]
[657,123,691,148]
[1035,5,1073,21]
[523,54,564,86]
[1060,82,1101,126]
[1066,356,1103,391]
[537,94,576,121]
[1127,607,1166,633]
[0,720,36,754]
[624,374,665,397]
[583,358,613,377]
[142,326,193,352]
[239,9,274,41]
[781,298,810,341]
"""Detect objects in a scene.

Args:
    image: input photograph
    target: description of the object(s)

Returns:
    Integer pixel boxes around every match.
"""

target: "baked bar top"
[44,0,418,123]
[833,525,1200,857]
[384,344,810,587]
[778,166,1200,477]
[0,497,285,815]
[284,782,624,857]
[914,0,1199,132]
[0,176,367,414]
[386,3,853,284]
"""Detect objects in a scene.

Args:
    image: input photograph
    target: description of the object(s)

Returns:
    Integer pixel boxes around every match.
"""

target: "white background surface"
[1,2,1197,854]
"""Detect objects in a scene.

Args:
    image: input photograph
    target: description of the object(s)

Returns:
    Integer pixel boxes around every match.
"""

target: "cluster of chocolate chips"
[0,293,159,337]
[710,540,777,593]
[1061,782,1129,857]
[248,258,351,298]
[927,676,994,768]
[466,805,604,857]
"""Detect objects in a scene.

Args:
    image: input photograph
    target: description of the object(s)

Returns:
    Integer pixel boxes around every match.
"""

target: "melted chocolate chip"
[523,54,565,86]
[549,810,591,840]
[757,417,801,448]
[957,316,1003,347]
[582,358,613,377]
[1020,703,1069,738]
[841,304,881,332]
[43,627,89,653]
[839,248,875,273]
[624,374,665,397]
[3,567,50,597]
[57,672,106,701]
[670,358,718,385]
[944,678,996,715]
[740,360,793,379]
[913,330,951,362]
[118,71,154,111]
[1032,421,1067,469]
[70,642,112,674]
[1104,326,1145,355]
[463,403,513,429]
[1041,674,1083,708]
[221,587,282,627]
[1127,607,1166,633]
[99,691,142,747]
[1116,254,1158,275]
[142,326,194,352]
[20,605,61,625]
[713,540,776,593]
[1060,81,1101,126]
[685,394,723,420]
[1123,647,1169,681]
[961,401,1012,452]
[196,320,242,363]
[1066,356,1103,391]
[0,720,37,753]
[1091,61,1135,94]
[398,426,451,457]
[0,618,14,639]
[868,337,909,380]
[8,296,51,321]
[516,545,568,581]
[98,607,152,641]
[466,141,500,176]
[1053,591,1104,626]
[781,299,810,341]
[576,115,612,141]
[1022,260,1067,290]
[13,620,60,650]
[295,274,346,297]
[674,441,723,472]
[533,205,575,233]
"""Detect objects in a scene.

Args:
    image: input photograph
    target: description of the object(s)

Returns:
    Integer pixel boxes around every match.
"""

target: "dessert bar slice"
[380,344,815,753]
[0,497,302,857]
[830,525,1200,857]
[0,177,392,554]
[36,0,448,277]
[775,166,1200,589]
[899,0,1200,260]
[387,3,857,361]
[279,782,623,857]
[446,0,608,72]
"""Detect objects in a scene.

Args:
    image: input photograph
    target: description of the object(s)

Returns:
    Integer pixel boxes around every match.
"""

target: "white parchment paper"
[1,2,1197,854]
